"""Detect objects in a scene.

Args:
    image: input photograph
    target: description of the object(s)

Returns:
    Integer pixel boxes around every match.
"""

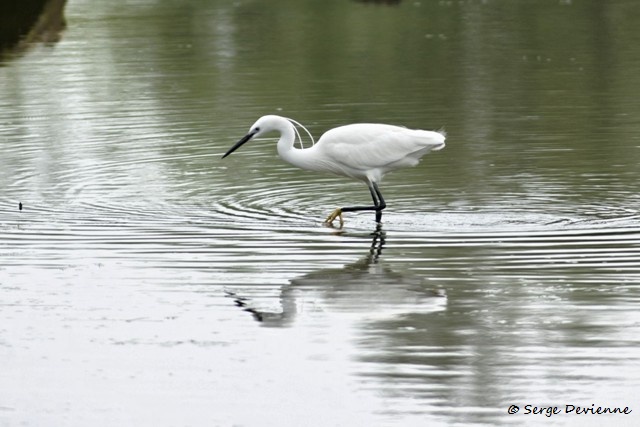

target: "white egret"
[222,115,445,226]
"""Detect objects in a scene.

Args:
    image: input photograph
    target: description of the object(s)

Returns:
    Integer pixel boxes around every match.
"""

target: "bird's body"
[223,115,445,226]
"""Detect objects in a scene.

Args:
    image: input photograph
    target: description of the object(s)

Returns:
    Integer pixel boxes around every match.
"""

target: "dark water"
[1,0,639,426]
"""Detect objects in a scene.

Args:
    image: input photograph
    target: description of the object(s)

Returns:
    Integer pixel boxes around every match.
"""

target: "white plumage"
[222,115,445,226]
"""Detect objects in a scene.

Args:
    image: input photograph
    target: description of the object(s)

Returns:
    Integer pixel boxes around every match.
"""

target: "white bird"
[222,115,445,226]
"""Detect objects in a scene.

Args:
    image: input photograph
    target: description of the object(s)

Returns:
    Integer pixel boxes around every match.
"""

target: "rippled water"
[2,0,640,426]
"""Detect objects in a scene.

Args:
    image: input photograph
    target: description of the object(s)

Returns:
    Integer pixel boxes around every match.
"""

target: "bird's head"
[222,115,286,159]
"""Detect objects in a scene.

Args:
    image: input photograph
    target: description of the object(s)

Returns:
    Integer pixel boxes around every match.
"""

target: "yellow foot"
[324,208,344,227]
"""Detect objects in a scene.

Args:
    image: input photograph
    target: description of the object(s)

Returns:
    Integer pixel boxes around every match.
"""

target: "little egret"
[222,115,445,226]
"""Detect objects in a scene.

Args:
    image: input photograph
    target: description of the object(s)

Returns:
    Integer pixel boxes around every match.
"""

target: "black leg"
[340,181,386,223]
[372,182,386,223]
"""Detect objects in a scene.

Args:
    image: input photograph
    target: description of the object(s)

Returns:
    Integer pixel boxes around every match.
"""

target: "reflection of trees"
[353,0,401,4]
[0,0,67,58]
[72,0,639,200]
[227,227,446,328]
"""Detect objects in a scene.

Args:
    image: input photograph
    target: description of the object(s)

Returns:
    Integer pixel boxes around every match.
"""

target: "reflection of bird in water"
[222,115,445,226]
[226,227,446,327]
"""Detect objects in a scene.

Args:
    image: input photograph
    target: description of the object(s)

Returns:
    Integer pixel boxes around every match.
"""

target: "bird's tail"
[429,128,446,151]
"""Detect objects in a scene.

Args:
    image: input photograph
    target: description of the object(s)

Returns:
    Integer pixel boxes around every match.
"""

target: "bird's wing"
[318,124,445,172]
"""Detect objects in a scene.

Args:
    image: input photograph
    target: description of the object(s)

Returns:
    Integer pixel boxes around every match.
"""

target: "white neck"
[276,123,322,172]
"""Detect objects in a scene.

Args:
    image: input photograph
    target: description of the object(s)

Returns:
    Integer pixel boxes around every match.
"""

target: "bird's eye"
[254,127,260,133]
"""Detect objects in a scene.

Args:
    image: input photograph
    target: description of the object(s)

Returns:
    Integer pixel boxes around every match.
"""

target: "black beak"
[222,129,258,159]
